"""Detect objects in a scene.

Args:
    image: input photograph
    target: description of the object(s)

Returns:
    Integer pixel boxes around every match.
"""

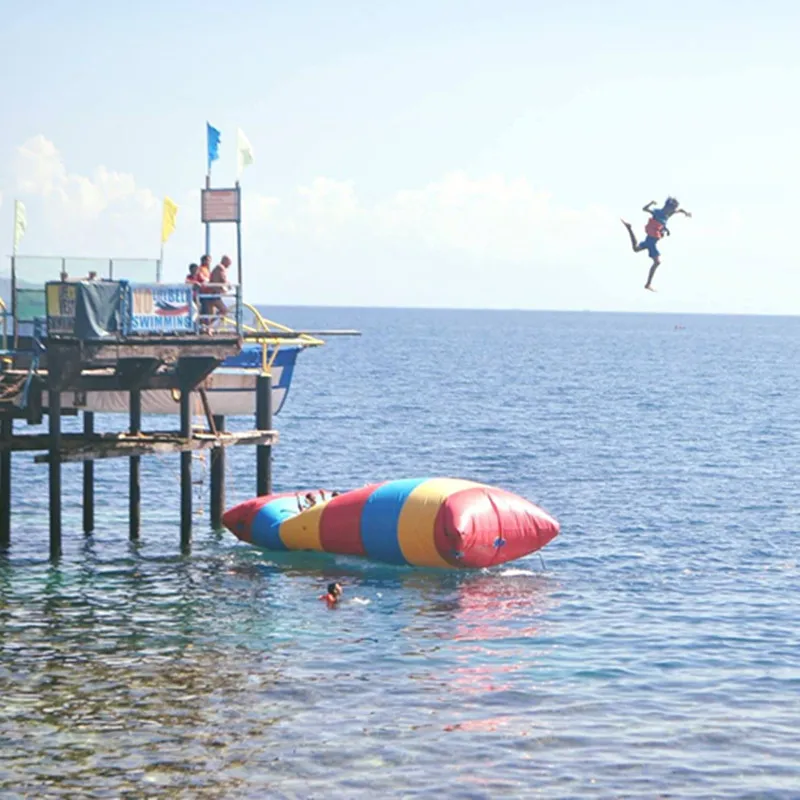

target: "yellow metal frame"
[228,303,325,375]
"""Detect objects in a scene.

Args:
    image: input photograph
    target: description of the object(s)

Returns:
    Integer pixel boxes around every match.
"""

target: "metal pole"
[210,414,225,529]
[48,390,62,561]
[83,411,94,534]
[204,174,211,257]
[0,416,11,548]
[256,373,272,496]
[157,243,164,284]
[180,389,192,550]
[129,390,141,540]
[11,255,17,349]
[236,181,243,288]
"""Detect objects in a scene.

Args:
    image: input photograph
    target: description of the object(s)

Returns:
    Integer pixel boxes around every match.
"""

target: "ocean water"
[0,307,798,799]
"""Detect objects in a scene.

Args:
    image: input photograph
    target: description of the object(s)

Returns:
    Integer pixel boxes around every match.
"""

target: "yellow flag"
[13,200,26,254]
[161,197,178,243]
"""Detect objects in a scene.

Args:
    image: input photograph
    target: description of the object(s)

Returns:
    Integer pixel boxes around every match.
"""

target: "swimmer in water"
[320,582,343,607]
[621,197,692,291]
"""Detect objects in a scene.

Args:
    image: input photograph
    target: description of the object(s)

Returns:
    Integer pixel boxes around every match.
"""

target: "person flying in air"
[621,197,692,291]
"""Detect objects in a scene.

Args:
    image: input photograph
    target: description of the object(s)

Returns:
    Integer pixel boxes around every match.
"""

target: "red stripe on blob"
[434,486,560,569]
[319,482,385,556]
[222,492,297,544]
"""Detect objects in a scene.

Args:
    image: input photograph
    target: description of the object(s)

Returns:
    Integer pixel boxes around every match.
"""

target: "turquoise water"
[1,308,799,798]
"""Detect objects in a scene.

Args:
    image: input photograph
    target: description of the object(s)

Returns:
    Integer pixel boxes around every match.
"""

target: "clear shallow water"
[1,308,798,798]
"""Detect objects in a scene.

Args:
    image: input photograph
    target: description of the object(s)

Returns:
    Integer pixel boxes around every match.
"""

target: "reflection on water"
[0,542,559,797]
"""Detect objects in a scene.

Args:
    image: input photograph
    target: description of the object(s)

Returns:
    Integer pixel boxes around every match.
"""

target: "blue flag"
[207,122,221,172]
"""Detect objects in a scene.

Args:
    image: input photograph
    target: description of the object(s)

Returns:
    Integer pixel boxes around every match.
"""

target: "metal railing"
[222,303,325,374]
[193,283,244,335]
[9,256,160,285]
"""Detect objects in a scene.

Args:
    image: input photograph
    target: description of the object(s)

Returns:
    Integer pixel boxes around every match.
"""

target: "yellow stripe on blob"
[279,500,327,552]
[397,478,482,568]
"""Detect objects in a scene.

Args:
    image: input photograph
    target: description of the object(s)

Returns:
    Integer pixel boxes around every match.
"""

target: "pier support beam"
[83,412,94,534]
[0,417,11,548]
[129,391,141,541]
[256,373,272,497]
[180,389,192,551]
[48,391,62,561]
[210,414,225,529]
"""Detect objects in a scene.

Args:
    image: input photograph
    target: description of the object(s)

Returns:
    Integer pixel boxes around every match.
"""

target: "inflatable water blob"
[222,478,560,569]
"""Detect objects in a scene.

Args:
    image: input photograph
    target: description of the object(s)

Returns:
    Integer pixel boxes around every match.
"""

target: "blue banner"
[128,284,195,334]
[207,122,221,172]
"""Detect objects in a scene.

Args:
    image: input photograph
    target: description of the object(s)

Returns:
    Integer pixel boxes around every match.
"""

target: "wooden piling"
[210,414,225,529]
[83,411,94,534]
[0,416,11,548]
[256,373,272,497]
[48,391,62,560]
[129,390,141,540]
[180,389,192,550]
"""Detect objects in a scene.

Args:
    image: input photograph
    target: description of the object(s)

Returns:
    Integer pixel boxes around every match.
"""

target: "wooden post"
[210,414,225,529]
[48,390,62,560]
[180,389,192,550]
[0,416,11,548]
[256,373,272,496]
[129,390,141,540]
[83,411,94,534]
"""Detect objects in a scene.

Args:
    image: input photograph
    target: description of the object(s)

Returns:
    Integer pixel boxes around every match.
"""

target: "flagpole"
[235,180,243,289]
[158,242,164,283]
[204,173,211,257]
[11,199,18,347]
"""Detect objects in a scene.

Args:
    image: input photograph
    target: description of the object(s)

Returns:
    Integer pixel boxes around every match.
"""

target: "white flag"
[237,128,255,177]
[13,200,26,254]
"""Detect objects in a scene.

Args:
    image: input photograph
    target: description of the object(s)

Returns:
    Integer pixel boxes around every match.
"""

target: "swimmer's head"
[664,196,679,210]
[328,582,342,598]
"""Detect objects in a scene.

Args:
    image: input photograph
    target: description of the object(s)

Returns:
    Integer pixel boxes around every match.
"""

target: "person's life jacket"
[645,216,665,239]
[319,592,339,606]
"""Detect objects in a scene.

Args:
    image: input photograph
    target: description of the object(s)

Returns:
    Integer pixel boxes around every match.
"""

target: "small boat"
[223,478,560,569]
[40,342,304,417]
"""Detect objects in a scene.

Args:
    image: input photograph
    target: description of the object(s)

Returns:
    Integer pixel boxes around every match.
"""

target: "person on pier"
[205,255,231,330]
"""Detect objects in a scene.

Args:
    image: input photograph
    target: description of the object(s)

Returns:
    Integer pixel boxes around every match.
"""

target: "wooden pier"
[0,278,278,560]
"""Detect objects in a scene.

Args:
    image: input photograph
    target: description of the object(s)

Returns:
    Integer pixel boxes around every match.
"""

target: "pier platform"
[0,274,279,558]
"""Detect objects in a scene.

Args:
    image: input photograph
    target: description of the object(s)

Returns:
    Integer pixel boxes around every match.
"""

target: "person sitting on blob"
[621,197,692,292]
[320,582,343,607]
[297,491,319,511]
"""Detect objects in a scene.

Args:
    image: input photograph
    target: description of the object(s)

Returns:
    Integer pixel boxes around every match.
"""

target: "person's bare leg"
[645,258,660,291]
[621,219,644,252]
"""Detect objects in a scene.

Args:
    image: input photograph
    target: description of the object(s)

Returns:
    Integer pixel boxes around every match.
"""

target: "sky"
[1,0,799,314]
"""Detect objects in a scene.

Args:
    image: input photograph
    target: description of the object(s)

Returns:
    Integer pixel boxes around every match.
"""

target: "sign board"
[129,285,195,334]
[45,283,77,334]
[201,187,241,223]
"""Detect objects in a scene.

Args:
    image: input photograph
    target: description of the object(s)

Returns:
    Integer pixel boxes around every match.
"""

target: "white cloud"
[297,177,360,235]
[249,171,612,265]
[373,171,612,262]
[15,135,159,222]
[10,136,162,260]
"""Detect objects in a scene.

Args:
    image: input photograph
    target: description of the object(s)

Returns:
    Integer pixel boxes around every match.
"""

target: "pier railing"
[11,255,161,285]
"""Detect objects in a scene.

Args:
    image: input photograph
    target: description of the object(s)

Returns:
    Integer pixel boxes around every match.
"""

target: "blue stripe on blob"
[251,496,300,551]
[360,478,430,565]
